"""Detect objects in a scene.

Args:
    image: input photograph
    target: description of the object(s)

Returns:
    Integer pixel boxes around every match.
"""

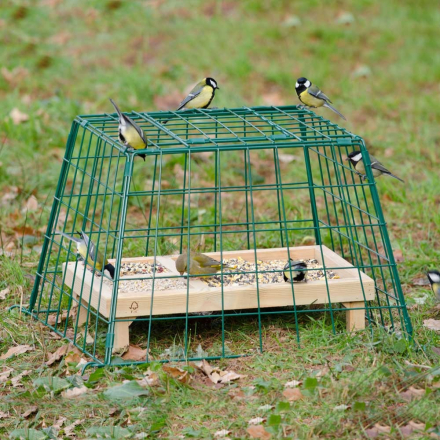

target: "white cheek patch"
[352,153,363,162]
[305,80,311,88]
[428,273,440,283]
[295,82,299,88]
[211,80,217,88]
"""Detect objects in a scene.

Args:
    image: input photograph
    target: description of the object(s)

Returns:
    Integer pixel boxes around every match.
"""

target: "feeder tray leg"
[113,320,133,352]
[343,301,365,331]
[74,294,88,327]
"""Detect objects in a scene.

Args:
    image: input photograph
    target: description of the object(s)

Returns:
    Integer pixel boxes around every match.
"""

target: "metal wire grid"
[26,105,412,368]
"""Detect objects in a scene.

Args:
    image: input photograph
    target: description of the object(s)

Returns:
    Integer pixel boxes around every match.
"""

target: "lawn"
[1,0,440,438]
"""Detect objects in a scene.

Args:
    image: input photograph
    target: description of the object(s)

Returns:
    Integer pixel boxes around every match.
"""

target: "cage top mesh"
[27,105,412,368]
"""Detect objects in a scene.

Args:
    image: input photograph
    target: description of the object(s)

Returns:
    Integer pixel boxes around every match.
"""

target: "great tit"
[283,259,307,283]
[427,270,440,301]
[345,150,404,182]
[110,99,147,161]
[177,77,219,111]
[295,77,346,120]
[175,251,232,277]
[59,230,115,279]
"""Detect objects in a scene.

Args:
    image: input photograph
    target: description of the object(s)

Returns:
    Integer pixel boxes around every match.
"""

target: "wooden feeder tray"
[63,245,375,351]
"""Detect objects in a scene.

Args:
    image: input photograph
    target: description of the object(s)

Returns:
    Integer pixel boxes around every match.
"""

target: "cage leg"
[343,301,365,331]
[113,320,132,352]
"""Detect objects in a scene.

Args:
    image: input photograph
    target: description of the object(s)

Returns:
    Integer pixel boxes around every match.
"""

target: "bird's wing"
[307,85,332,103]
[80,232,96,262]
[110,99,147,145]
[370,160,391,174]
[58,231,82,243]
[176,81,205,111]
[194,254,221,268]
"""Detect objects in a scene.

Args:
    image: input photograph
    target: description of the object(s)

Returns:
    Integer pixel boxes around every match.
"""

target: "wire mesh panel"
[27,105,412,368]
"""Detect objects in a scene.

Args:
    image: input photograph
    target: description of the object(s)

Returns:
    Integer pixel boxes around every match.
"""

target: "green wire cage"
[26,105,412,368]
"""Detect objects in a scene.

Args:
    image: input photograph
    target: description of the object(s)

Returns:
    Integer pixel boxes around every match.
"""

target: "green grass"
[1,0,440,438]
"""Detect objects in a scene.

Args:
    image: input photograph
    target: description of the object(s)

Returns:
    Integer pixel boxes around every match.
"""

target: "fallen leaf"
[11,369,32,387]
[248,417,266,425]
[219,371,242,384]
[53,416,67,429]
[214,429,231,438]
[352,64,372,78]
[0,344,34,360]
[400,386,425,402]
[22,406,38,418]
[195,359,214,376]
[1,186,19,205]
[334,404,350,411]
[227,388,246,401]
[9,108,29,125]
[247,425,272,439]
[79,329,94,345]
[64,419,84,436]
[0,411,9,419]
[0,368,13,383]
[423,319,440,331]
[162,365,191,384]
[46,344,69,366]
[284,380,302,388]
[432,347,440,356]
[278,154,299,164]
[137,371,160,388]
[282,387,303,401]
[393,249,404,263]
[62,386,89,398]
[24,195,38,211]
[0,287,10,300]
[65,347,82,365]
[1,67,28,85]
[335,11,355,25]
[122,345,147,361]
[258,404,275,411]
[47,310,71,326]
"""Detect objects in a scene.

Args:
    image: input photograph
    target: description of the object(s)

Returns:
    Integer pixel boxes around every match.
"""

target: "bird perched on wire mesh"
[295,77,346,120]
[163,78,219,124]
[110,99,147,161]
[175,252,233,277]
[283,260,307,283]
[345,150,404,182]
[427,270,440,302]
[58,230,115,279]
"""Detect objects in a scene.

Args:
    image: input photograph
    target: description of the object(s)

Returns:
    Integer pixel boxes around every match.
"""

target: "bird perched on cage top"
[58,230,115,279]
[427,271,440,301]
[295,77,346,120]
[176,77,219,111]
[345,151,404,182]
[283,260,307,283]
[110,99,147,161]
[175,252,232,277]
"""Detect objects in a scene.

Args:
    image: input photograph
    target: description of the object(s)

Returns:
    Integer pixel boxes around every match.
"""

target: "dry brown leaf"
[227,388,246,401]
[47,310,70,326]
[46,344,69,366]
[0,344,34,360]
[11,369,32,387]
[247,425,272,439]
[79,329,94,345]
[423,319,440,331]
[399,386,425,402]
[12,225,39,237]
[282,387,303,401]
[0,287,10,300]
[122,345,147,361]
[1,67,28,85]
[24,195,38,211]
[248,417,266,425]
[0,411,9,419]
[61,385,88,398]
[9,108,29,125]
[214,429,231,438]
[0,368,13,383]
[64,419,84,436]
[22,406,38,418]
[196,359,214,376]
[1,186,19,205]
[219,371,242,384]
[138,371,160,388]
[53,416,67,429]
[162,365,191,384]
[284,380,302,388]
[393,249,404,263]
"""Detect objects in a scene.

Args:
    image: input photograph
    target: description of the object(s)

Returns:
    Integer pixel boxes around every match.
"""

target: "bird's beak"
[344,156,349,161]
[217,87,220,90]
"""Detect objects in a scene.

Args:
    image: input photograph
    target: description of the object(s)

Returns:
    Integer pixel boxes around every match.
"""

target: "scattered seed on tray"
[119,262,168,276]
[202,258,339,288]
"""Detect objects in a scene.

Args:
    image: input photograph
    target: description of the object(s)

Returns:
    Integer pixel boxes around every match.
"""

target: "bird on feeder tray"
[427,271,440,302]
[295,77,346,120]
[283,260,308,283]
[345,150,404,182]
[163,77,219,124]
[58,230,115,280]
[175,252,233,277]
[109,99,147,161]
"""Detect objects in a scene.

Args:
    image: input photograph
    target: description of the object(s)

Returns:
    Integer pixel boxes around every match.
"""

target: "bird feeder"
[26,105,413,368]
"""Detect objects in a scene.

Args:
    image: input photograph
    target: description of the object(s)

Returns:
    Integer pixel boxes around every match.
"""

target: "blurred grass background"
[1,0,440,438]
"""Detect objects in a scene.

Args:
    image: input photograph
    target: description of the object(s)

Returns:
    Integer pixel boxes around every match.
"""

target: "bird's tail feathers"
[323,102,346,120]
[109,98,122,118]
[386,172,404,183]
